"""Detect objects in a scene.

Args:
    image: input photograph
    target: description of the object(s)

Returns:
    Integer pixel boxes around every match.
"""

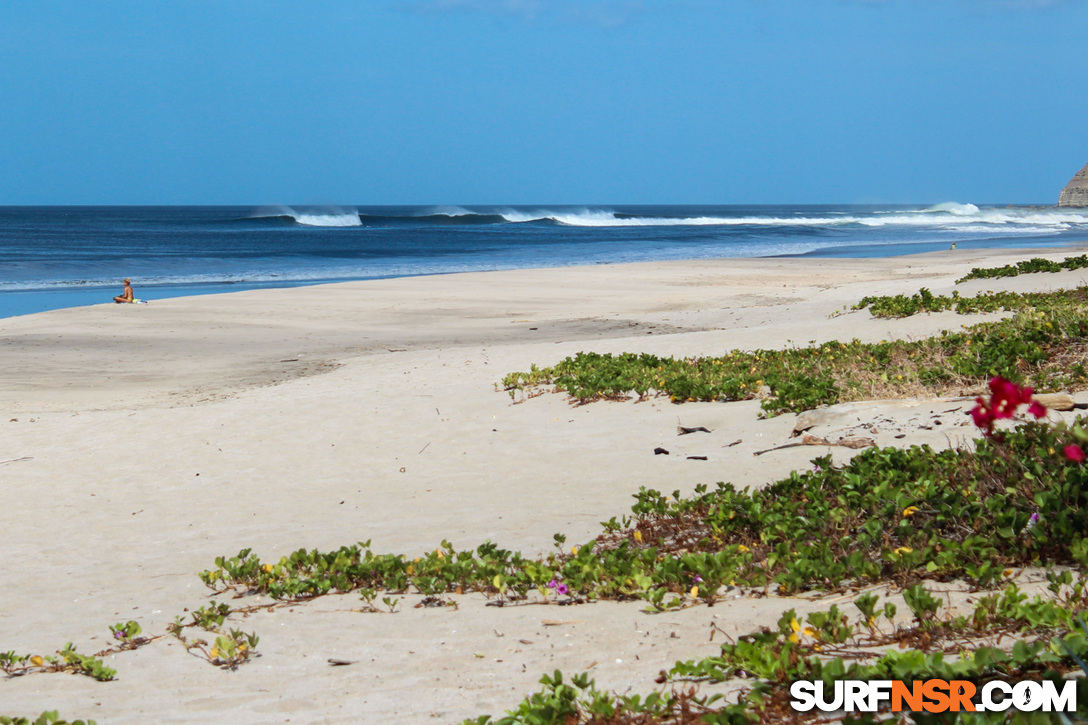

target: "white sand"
[1,248,1085,723]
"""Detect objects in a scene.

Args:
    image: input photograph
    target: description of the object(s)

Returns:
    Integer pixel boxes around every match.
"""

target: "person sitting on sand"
[114,278,134,304]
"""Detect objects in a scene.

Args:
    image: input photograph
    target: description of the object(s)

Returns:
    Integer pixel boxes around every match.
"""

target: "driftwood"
[1034,393,1077,411]
[754,433,875,457]
[677,425,712,435]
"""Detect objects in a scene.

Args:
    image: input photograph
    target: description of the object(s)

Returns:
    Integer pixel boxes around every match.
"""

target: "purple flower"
[1026,512,1041,530]
[546,578,569,597]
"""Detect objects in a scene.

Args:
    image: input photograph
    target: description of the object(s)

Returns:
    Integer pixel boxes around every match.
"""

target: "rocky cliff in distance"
[1059,162,1088,207]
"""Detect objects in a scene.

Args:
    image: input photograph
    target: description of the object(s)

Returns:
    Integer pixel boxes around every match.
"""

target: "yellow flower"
[902,506,919,517]
[788,633,800,645]
[30,655,44,667]
[803,626,818,638]
[893,546,913,556]
[262,563,274,573]
[209,647,220,660]
[571,546,579,555]
[790,618,801,633]
[737,544,749,553]
[633,530,643,543]
[690,586,700,598]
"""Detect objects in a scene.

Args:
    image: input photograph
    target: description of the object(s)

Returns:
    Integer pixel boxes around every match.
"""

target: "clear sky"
[2,0,1085,205]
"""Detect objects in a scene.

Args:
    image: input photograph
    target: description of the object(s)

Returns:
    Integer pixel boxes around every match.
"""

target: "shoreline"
[1,235,1083,321]
[2,244,1087,723]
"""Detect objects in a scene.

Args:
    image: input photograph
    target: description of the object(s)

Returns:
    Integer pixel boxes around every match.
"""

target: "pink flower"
[970,398,994,431]
[969,377,1047,435]
[988,377,1033,419]
[546,578,569,597]
[1063,444,1085,463]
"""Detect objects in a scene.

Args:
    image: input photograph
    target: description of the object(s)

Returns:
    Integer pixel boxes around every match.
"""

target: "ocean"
[2,203,1087,319]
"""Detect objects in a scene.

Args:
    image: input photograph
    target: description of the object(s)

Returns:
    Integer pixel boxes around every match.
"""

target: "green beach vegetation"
[501,296,1088,415]
[853,286,1088,319]
[956,254,1088,283]
[166,602,260,670]
[0,715,96,725]
[0,644,115,682]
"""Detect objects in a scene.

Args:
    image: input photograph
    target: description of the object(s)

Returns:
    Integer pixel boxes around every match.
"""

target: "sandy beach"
[2,247,1087,723]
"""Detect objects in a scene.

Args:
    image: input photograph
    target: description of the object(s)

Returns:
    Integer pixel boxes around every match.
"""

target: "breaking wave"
[241,204,1088,231]
[251,206,362,227]
[495,205,1088,230]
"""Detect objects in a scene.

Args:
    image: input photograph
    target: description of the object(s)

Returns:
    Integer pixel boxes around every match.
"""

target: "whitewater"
[1,203,1087,318]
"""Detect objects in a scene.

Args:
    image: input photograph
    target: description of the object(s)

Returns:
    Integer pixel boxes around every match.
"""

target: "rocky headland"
[1059,161,1088,206]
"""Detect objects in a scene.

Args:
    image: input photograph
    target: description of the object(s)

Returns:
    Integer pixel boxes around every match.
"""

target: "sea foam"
[252,206,361,227]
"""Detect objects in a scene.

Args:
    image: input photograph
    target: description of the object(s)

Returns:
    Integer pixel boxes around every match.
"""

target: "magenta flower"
[1063,444,1085,463]
[969,377,1047,436]
[970,399,994,431]
[546,578,569,597]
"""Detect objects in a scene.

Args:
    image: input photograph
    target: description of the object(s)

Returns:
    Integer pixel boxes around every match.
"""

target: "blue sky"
[1,0,1085,205]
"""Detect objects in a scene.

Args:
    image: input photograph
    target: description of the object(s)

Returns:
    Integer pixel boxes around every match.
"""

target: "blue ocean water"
[2,203,1087,319]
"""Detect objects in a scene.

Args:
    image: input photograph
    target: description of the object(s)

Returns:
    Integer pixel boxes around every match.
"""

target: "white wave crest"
[498,208,861,227]
[492,205,1088,230]
[923,202,980,215]
[292,212,361,227]
[860,207,1088,228]
[252,206,361,227]
[422,205,477,217]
